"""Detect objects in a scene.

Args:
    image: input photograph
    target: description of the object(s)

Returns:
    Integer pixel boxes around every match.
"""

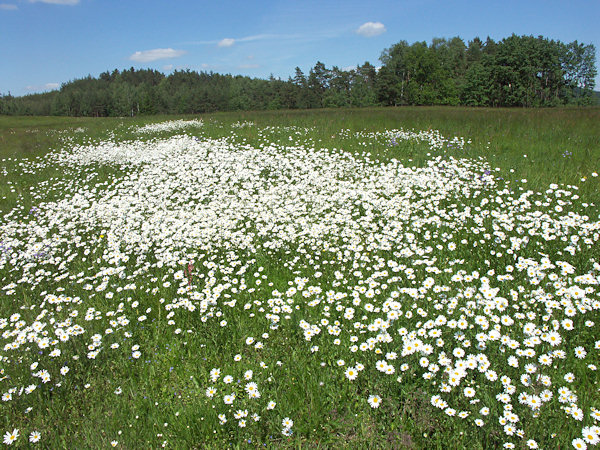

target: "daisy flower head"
[368,395,382,409]
[464,387,476,398]
[564,372,575,383]
[345,367,358,381]
[205,387,216,398]
[29,431,41,443]
[581,426,599,445]
[282,417,294,428]
[526,439,538,449]
[209,368,221,381]
[3,429,19,445]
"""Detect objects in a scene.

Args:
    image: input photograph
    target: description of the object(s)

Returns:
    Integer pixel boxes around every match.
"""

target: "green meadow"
[0,107,599,448]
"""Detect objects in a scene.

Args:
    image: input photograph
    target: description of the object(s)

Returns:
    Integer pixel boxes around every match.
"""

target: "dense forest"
[1,34,597,116]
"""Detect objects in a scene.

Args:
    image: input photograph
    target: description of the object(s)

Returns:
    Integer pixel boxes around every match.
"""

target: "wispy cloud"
[26,82,60,92]
[218,38,235,48]
[0,3,18,9]
[356,22,386,37]
[129,48,187,63]
[29,0,80,5]
[236,34,280,43]
[185,33,318,47]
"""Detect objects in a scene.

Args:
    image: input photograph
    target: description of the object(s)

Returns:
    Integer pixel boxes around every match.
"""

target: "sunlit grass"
[0,108,599,448]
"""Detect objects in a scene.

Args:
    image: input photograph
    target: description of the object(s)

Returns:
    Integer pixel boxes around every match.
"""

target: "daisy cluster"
[230,121,256,128]
[0,121,599,447]
[337,127,471,151]
[134,119,204,134]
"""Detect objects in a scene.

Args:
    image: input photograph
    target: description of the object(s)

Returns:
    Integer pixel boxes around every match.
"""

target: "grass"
[0,107,599,448]
[2,107,599,192]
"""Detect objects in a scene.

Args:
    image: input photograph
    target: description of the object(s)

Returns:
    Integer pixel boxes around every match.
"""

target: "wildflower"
[368,395,381,409]
[210,368,221,381]
[282,417,293,428]
[3,429,19,445]
[29,431,41,443]
[582,426,599,445]
[464,387,475,398]
[345,367,358,381]
[564,372,575,383]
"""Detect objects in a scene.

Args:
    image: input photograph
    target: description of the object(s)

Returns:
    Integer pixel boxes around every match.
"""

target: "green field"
[1,108,599,448]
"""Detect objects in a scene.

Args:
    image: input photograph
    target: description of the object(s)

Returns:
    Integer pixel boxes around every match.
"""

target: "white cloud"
[29,0,80,5]
[163,64,174,71]
[356,22,386,37]
[25,82,60,92]
[0,4,18,10]
[129,48,186,63]
[218,38,235,48]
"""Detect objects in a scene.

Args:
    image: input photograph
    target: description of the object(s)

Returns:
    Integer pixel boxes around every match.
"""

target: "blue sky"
[1,0,599,96]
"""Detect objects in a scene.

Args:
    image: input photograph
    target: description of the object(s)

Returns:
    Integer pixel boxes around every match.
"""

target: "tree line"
[1,34,597,116]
